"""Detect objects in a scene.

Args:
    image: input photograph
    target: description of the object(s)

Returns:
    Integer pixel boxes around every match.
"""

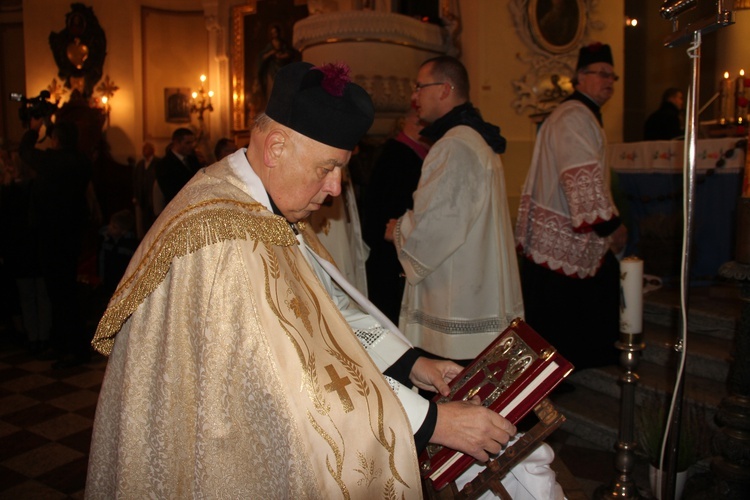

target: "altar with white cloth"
[609,137,745,280]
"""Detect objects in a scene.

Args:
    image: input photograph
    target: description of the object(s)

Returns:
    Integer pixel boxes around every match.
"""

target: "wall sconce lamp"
[95,74,119,127]
[190,74,214,123]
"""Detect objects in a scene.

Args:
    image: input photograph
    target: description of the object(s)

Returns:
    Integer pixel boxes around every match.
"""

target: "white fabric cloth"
[308,169,369,295]
[455,437,565,500]
[395,125,524,360]
[515,99,619,278]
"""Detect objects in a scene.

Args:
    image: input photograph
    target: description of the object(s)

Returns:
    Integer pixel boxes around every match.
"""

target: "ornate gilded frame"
[230,3,255,133]
[230,1,307,132]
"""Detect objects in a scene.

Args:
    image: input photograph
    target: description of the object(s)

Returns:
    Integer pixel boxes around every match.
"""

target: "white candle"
[620,257,644,334]
[737,69,747,125]
[719,71,731,125]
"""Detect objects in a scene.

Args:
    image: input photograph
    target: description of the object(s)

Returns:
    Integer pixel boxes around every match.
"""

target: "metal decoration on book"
[419,317,574,491]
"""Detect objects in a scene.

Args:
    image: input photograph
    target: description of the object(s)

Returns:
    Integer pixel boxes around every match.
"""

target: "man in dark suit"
[132,142,159,240]
[19,117,93,368]
[644,88,684,141]
[155,128,203,205]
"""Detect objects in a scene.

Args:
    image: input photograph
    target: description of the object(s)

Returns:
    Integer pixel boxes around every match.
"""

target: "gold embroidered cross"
[324,364,354,413]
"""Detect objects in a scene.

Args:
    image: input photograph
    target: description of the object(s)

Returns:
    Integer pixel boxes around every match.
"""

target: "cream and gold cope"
[87,158,422,499]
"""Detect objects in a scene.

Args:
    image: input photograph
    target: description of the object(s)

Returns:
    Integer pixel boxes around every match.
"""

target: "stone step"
[549,384,620,451]
[641,322,731,384]
[642,283,740,341]
[567,363,727,410]
[545,282,740,473]
[550,369,721,455]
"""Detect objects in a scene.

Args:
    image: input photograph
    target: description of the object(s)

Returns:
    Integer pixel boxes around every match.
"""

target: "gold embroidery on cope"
[354,451,382,487]
[263,243,352,495]
[384,477,397,500]
[286,295,313,335]
[324,364,354,413]
[308,410,349,498]
[262,232,413,496]
[371,384,409,488]
[91,201,296,355]
[306,355,331,415]
[262,247,330,415]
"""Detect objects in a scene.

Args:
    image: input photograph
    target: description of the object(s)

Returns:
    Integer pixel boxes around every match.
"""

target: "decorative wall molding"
[293,10,446,53]
[293,11,448,119]
[352,74,413,113]
[508,0,604,120]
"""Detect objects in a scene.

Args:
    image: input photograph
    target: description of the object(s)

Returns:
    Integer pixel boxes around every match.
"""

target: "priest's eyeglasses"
[413,81,453,92]
[582,70,620,82]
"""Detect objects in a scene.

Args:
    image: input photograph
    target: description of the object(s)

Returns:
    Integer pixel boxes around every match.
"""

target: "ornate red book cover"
[419,318,574,490]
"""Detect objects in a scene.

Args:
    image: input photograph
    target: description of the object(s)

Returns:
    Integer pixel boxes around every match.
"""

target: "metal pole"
[659,29,699,500]
[656,2,735,495]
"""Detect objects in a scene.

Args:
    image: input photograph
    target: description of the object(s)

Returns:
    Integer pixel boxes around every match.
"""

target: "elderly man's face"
[576,62,616,106]
[269,132,350,223]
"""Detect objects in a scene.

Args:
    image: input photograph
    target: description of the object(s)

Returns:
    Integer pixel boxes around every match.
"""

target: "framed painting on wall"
[164,88,191,123]
[231,0,308,132]
[528,0,586,54]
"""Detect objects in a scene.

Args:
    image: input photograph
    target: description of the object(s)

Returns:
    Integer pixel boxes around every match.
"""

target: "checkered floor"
[0,331,105,499]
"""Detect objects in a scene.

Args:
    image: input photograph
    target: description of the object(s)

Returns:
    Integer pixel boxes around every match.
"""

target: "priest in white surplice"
[86,62,562,499]
[387,56,524,362]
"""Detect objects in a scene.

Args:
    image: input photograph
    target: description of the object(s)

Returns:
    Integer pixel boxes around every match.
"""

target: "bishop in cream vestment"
[87,153,422,498]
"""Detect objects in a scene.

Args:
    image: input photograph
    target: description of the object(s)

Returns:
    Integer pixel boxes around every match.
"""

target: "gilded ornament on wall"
[508,0,603,121]
[48,3,107,97]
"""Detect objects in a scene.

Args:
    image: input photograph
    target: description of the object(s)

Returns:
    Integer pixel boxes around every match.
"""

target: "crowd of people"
[0,43,639,497]
[0,120,239,368]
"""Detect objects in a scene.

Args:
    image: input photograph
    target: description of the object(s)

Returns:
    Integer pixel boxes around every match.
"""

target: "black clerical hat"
[576,43,614,70]
[265,61,374,150]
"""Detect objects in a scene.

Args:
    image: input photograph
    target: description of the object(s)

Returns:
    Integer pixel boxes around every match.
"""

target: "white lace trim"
[561,163,615,229]
[354,325,389,350]
[383,376,400,395]
[516,196,608,278]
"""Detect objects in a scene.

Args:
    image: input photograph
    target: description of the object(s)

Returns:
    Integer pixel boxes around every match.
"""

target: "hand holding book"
[419,318,574,491]
[430,398,517,463]
[409,356,464,396]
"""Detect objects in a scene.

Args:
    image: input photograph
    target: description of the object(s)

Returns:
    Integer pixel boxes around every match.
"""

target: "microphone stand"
[659,3,735,498]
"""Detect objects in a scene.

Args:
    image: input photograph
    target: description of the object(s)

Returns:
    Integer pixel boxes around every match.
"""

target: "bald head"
[247,114,350,223]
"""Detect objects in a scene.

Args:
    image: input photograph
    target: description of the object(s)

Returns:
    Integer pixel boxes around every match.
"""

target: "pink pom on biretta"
[315,62,351,97]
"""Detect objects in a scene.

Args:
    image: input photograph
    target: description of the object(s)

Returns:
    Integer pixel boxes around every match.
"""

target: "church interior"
[1,0,750,498]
